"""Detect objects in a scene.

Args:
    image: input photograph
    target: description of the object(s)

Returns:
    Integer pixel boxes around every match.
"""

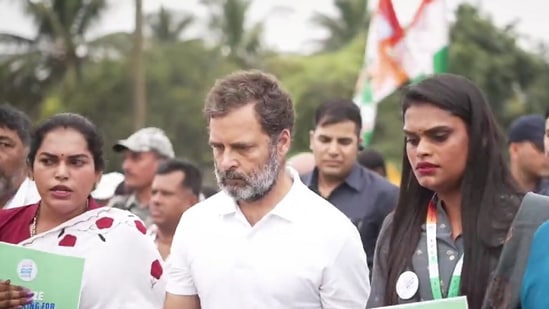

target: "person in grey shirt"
[303,99,399,270]
[369,199,465,305]
[108,127,175,226]
[367,74,522,309]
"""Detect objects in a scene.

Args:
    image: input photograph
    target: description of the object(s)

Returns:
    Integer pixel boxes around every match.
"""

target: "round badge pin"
[396,271,419,300]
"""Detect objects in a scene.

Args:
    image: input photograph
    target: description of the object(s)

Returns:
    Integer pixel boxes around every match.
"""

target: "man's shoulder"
[299,170,314,186]
[107,194,137,209]
[296,183,332,208]
[107,194,129,207]
[356,166,399,197]
[5,178,40,209]
[360,165,397,187]
[292,186,364,249]
[182,191,231,219]
[536,178,549,196]
[293,183,356,226]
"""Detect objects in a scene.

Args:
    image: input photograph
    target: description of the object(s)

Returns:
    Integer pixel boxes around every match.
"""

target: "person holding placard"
[367,74,523,309]
[0,113,165,308]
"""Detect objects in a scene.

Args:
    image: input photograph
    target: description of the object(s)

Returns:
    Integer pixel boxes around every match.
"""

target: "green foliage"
[272,3,549,165]
[311,0,370,52]
[448,4,549,127]
[43,57,133,171]
[3,2,549,177]
[145,40,240,169]
[368,92,404,164]
[266,33,405,164]
[201,0,264,67]
[0,50,51,119]
[266,35,365,154]
[147,6,194,43]
[0,0,109,116]
[44,40,238,179]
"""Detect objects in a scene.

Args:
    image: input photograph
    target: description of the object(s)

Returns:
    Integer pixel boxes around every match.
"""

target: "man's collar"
[268,167,302,222]
[125,194,137,209]
[535,178,549,194]
[345,163,364,192]
[216,193,239,216]
[4,177,39,209]
[216,167,302,222]
[306,163,364,192]
[124,193,146,210]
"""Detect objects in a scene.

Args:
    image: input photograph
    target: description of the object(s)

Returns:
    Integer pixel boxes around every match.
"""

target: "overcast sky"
[0,0,545,54]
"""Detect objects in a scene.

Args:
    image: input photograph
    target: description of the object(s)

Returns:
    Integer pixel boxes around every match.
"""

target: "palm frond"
[74,0,107,36]
[0,33,35,46]
[172,14,194,38]
[310,0,369,51]
[87,31,133,54]
[147,6,194,42]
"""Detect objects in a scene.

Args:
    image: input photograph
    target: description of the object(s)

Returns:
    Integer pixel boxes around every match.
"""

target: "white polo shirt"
[166,168,370,309]
[4,178,40,209]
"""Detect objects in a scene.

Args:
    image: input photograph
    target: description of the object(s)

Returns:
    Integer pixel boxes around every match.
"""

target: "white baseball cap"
[92,172,125,200]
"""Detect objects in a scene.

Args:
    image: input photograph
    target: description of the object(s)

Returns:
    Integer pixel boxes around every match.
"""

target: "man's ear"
[309,130,315,151]
[509,143,518,156]
[278,129,291,156]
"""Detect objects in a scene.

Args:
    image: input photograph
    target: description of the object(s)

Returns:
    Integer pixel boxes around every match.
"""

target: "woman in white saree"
[0,113,165,309]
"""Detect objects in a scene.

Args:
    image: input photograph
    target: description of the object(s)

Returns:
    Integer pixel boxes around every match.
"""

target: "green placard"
[0,242,85,309]
[373,296,468,309]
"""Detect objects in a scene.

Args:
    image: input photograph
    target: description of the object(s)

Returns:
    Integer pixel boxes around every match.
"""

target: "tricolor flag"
[353,0,406,145]
[402,0,449,80]
[353,0,448,145]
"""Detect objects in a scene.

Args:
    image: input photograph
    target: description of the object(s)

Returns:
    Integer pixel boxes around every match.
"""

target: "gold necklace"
[30,200,89,237]
[30,208,39,237]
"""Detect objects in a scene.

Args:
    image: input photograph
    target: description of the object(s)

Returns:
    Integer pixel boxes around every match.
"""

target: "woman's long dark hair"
[384,74,520,308]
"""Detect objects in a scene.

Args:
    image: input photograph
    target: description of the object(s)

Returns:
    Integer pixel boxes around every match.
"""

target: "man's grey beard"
[215,145,281,202]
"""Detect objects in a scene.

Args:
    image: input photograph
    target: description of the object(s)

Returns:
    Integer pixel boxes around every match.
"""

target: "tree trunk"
[132,0,146,129]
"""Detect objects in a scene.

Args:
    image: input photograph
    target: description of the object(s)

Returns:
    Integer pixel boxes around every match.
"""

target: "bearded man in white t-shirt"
[163,71,370,309]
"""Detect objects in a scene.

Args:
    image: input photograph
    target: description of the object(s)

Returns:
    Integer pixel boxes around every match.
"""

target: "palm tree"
[147,6,194,43]
[133,0,146,129]
[311,0,370,52]
[201,0,264,67]
[0,0,110,115]
[0,0,108,79]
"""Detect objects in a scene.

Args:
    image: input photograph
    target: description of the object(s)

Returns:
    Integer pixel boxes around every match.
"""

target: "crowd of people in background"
[1,70,549,309]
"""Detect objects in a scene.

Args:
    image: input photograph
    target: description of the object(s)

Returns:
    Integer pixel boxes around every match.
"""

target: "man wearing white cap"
[92,172,125,205]
[108,127,175,226]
